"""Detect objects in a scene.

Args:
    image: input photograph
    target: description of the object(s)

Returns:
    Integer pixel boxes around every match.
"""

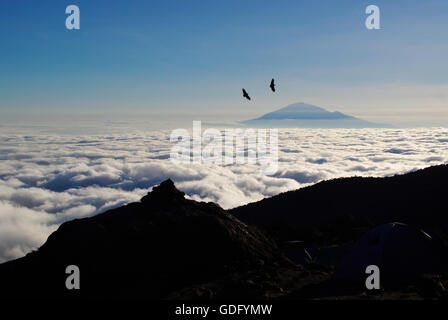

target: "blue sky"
[1,0,448,125]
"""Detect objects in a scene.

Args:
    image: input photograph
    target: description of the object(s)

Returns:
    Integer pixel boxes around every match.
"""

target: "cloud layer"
[1,127,447,262]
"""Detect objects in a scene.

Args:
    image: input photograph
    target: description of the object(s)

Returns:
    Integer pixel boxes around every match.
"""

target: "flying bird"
[242,88,251,101]
[270,78,276,92]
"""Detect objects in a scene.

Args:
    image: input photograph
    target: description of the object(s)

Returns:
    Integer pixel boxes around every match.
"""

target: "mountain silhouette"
[230,164,448,246]
[0,180,297,299]
[242,102,391,128]
[1,168,448,300]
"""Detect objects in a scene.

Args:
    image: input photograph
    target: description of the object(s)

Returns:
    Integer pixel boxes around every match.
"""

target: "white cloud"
[0,201,57,263]
[0,127,447,262]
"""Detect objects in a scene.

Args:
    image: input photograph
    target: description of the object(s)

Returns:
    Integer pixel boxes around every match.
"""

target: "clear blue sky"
[1,0,447,125]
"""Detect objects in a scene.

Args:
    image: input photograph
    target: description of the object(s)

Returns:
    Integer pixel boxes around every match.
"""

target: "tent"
[336,222,444,284]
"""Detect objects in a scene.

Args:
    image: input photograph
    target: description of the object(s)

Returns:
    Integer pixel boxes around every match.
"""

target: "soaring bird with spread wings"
[270,78,276,92]
[242,88,251,101]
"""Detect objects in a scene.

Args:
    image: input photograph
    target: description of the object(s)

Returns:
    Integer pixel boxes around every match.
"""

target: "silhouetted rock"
[231,164,448,247]
[141,178,185,204]
[1,166,448,300]
[0,179,289,299]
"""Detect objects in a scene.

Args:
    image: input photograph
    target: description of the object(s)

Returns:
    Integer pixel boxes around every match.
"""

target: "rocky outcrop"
[0,179,290,299]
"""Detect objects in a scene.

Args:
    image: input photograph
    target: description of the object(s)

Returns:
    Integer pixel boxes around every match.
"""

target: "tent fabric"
[336,222,443,283]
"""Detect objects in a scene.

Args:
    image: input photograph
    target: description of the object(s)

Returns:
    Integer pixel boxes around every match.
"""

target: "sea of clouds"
[1,126,448,262]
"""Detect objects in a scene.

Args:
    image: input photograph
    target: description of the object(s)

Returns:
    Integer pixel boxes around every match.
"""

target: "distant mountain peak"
[243,102,391,128]
[273,102,327,113]
[256,102,353,120]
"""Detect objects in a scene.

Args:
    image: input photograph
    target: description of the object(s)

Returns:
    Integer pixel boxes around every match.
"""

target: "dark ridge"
[1,165,448,300]
[0,180,290,299]
[230,164,448,245]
